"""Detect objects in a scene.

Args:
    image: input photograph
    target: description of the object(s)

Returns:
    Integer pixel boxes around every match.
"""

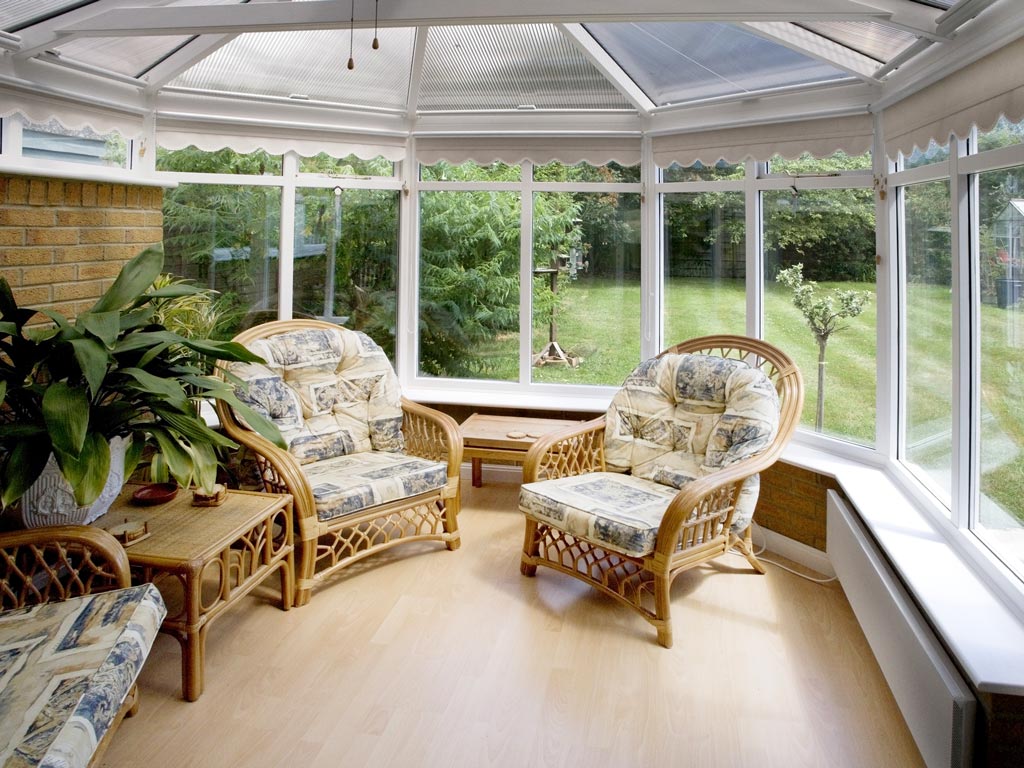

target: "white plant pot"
[18,436,129,527]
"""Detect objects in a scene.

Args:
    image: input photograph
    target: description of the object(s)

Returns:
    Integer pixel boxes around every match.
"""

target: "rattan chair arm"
[214,400,318,528]
[0,525,132,608]
[401,397,464,475]
[522,417,607,483]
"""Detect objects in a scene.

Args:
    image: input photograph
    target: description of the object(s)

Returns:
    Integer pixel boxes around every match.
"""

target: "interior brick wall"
[0,174,164,320]
[757,461,841,551]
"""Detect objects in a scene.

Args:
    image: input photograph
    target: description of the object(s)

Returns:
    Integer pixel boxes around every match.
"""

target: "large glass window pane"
[663,192,746,341]
[901,139,950,170]
[902,180,953,507]
[298,152,395,177]
[156,146,283,175]
[162,183,281,337]
[533,161,640,183]
[293,188,400,356]
[418,190,520,379]
[977,116,1024,153]
[977,163,1024,574]
[419,161,520,182]
[532,191,641,385]
[768,150,872,174]
[661,160,743,183]
[764,187,876,444]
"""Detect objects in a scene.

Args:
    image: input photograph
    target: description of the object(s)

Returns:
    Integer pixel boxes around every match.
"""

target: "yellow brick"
[143,211,164,227]
[64,182,82,207]
[110,185,126,207]
[23,265,75,285]
[79,228,125,244]
[10,285,50,305]
[55,245,105,264]
[102,244,140,261]
[96,184,112,208]
[26,228,78,246]
[78,262,122,280]
[54,280,105,302]
[125,187,142,208]
[46,301,80,321]
[0,247,53,266]
[0,228,25,246]
[103,210,148,227]
[81,183,97,207]
[57,209,106,227]
[0,209,56,227]
[6,177,29,205]
[47,182,65,207]
[28,180,48,206]
[0,268,20,287]
[126,226,163,243]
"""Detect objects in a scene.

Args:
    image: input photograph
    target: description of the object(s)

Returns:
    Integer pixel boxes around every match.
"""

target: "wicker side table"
[100,487,294,701]
[459,414,584,487]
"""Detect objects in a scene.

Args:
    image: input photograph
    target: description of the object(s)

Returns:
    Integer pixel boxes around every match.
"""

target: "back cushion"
[605,353,779,480]
[228,326,404,463]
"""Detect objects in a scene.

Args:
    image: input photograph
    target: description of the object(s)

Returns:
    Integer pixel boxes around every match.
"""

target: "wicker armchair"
[518,335,803,648]
[216,319,462,607]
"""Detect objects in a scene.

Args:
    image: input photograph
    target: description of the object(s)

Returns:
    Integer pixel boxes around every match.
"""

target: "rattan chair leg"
[732,528,767,574]
[654,573,673,648]
[520,518,539,576]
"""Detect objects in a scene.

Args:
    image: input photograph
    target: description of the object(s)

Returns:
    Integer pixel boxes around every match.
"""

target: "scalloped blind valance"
[156,120,407,161]
[414,137,641,167]
[0,86,145,138]
[651,114,873,168]
[882,36,1024,158]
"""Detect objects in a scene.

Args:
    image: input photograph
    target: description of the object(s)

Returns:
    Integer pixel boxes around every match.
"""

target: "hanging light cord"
[373,0,379,50]
[347,0,355,70]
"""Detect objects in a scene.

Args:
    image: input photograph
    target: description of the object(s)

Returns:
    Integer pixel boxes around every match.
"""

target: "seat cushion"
[519,472,681,557]
[302,451,449,523]
[228,326,404,464]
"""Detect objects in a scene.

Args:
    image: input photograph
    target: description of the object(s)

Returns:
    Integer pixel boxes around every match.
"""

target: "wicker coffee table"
[460,413,583,487]
[100,487,294,701]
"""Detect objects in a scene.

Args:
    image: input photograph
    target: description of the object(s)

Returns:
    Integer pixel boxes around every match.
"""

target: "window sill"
[782,442,1024,696]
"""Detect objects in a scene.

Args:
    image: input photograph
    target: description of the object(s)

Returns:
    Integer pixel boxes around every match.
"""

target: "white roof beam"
[55,0,895,38]
[557,24,655,115]
[13,0,181,61]
[405,27,428,118]
[740,22,883,84]
[141,34,237,94]
[850,0,945,39]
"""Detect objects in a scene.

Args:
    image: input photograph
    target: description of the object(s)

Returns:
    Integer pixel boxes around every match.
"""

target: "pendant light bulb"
[347,56,355,70]
[372,37,379,50]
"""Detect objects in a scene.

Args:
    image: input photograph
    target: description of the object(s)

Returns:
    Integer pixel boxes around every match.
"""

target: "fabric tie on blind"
[414,137,641,167]
[882,36,1024,159]
[651,114,873,168]
[157,120,407,161]
[0,86,145,138]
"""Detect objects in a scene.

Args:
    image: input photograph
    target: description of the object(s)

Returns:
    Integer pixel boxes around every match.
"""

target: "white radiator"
[826,491,975,768]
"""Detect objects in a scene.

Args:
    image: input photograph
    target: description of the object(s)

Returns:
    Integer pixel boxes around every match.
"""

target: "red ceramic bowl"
[131,483,178,506]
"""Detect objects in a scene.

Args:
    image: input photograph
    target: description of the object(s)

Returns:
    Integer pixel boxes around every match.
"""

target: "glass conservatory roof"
[0,1,988,120]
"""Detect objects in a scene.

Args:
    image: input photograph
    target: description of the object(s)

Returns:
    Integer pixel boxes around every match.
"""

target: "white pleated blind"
[0,87,145,138]
[883,36,1024,158]
[652,114,873,168]
[415,137,641,167]
[156,120,407,161]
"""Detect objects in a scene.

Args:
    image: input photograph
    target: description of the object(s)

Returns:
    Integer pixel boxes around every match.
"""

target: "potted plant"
[0,246,283,526]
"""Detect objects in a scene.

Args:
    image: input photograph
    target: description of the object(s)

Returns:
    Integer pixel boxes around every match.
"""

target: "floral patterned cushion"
[228,326,404,464]
[601,352,780,532]
[302,451,448,522]
[519,472,680,557]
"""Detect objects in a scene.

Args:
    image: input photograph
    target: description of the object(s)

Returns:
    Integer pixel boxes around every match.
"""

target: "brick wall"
[757,460,842,551]
[0,174,163,320]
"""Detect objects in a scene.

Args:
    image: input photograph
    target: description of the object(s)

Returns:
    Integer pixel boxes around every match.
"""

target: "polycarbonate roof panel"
[170,27,414,109]
[1,0,87,32]
[799,21,918,63]
[585,22,853,107]
[418,25,634,111]
[54,35,196,78]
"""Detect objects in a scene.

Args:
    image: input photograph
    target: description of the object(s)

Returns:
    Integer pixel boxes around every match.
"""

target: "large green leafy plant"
[0,246,283,509]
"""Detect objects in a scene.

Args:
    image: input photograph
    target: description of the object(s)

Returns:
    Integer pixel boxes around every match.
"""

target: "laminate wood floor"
[101,480,923,768]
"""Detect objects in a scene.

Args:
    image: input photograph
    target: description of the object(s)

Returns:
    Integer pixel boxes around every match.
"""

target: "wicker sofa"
[216,319,462,606]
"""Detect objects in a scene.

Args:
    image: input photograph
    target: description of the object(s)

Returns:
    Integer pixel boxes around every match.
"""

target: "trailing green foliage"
[0,246,285,509]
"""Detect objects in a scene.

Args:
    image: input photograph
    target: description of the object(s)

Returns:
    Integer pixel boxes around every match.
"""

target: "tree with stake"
[776,264,871,431]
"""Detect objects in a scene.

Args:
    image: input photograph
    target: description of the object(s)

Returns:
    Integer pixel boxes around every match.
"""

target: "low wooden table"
[99,487,294,701]
[459,413,584,487]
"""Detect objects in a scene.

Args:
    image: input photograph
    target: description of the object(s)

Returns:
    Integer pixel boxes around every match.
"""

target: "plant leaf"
[121,367,190,412]
[123,435,144,482]
[91,246,165,313]
[76,311,122,346]
[42,382,89,457]
[147,427,196,489]
[55,432,110,506]
[189,442,219,494]
[151,405,237,449]
[69,337,110,397]
[0,440,52,508]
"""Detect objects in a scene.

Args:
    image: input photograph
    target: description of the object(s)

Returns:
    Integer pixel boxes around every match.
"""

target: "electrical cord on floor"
[728,522,838,585]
